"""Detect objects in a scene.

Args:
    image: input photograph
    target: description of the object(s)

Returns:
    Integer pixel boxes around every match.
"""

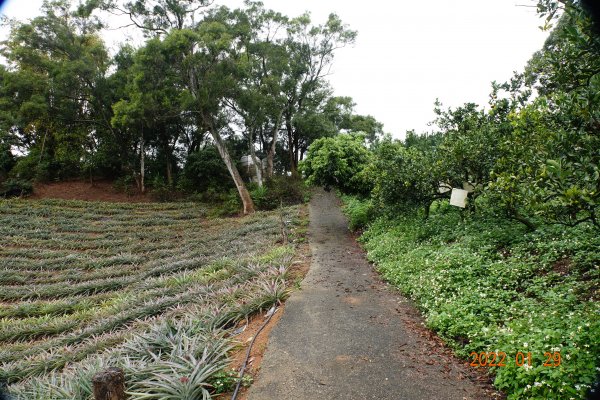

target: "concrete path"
[248,189,495,400]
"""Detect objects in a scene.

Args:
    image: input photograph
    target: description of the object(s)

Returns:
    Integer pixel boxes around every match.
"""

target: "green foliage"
[9,154,44,182]
[112,175,137,196]
[0,143,15,182]
[0,0,359,211]
[208,189,244,217]
[182,147,234,193]
[210,369,253,394]
[250,176,309,211]
[300,133,372,195]
[359,207,599,399]
[150,175,175,202]
[0,179,33,198]
[340,194,375,231]
[0,0,115,181]
[370,137,442,214]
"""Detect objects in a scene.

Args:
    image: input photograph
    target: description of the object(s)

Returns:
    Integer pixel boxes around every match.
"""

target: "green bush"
[0,179,33,198]
[300,133,372,195]
[9,154,50,182]
[182,146,234,193]
[250,184,271,210]
[370,138,442,214]
[150,175,175,202]
[250,176,309,211]
[208,189,243,217]
[0,144,15,182]
[113,175,137,195]
[340,194,375,231]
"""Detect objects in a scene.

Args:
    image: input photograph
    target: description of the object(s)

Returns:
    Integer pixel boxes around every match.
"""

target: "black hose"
[231,305,277,400]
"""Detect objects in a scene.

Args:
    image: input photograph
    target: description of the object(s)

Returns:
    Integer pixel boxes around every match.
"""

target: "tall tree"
[225,2,289,181]
[100,0,256,213]
[98,0,212,35]
[0,0,112,181]
[160,21,256,213]
[282,12,356,174]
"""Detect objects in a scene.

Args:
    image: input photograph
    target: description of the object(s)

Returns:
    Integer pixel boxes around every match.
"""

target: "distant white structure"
[240,155,266,183]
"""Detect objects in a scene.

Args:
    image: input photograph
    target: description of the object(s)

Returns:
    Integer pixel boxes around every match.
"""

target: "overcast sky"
[0,0,550,138]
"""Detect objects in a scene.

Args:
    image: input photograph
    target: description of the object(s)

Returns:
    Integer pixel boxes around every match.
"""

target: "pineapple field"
[0,199,305,399]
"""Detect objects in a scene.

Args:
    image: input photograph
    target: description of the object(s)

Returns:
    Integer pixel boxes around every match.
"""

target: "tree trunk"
[166,156,173,186]
[508,208,537,232]
[293,134,299,174]
[249,128,263,188]
[140,135,145,194]
[208,124,255,214]
[266,136,276,178]
[266,111,283,178]
[285,117,297,175]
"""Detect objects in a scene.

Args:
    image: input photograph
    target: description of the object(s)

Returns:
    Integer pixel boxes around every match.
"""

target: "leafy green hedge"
[339,194,375,231]
[343,197,599,399]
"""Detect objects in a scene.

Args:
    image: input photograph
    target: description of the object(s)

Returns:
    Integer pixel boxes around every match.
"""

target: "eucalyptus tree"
[155,20,256,213]
[96,0,213,35]
[224,2,289,183]
[281,12,357,174]
[97,0,256,213]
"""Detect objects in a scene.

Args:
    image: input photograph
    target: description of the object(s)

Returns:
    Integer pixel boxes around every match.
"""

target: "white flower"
[523,342,528,348]
[534,382,542,387]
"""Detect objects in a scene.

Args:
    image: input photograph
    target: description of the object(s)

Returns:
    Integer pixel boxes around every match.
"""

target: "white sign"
[449,188,468,208]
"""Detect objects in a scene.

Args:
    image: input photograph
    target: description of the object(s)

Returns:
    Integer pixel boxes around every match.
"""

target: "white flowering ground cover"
[0,199,304,399]
[342,196,600,400]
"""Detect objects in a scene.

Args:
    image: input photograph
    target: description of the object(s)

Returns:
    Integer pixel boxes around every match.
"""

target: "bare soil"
[29,180,151,203]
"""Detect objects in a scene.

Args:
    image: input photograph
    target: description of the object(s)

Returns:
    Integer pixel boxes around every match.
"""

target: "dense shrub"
[0,144,15,182]
[340,194,375,231]
[208,189,244,217]
[370,138,443,215]
[0,179,33,198]
[250,177,309,211]
[113,175,137,195]
[182,146,234,193]
[9,154,49,182]
[300,133,372,195]
[150,175,175,202]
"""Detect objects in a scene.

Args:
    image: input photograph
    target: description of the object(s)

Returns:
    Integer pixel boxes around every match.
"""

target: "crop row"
[1,198,302,399]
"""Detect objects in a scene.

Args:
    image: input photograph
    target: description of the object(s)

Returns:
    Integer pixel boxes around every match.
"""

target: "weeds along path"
[249,189,498,400]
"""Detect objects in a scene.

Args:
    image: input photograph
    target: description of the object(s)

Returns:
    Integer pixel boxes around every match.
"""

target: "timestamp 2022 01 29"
[469,351,562,368]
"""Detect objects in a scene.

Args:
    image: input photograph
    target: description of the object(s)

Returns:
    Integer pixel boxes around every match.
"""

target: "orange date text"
[469,351,561,368]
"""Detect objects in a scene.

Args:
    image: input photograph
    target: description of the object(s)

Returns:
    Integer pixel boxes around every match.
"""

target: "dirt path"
[248,189,498,400]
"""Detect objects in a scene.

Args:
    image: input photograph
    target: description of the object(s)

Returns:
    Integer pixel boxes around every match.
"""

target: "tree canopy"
[0,0,378,213]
